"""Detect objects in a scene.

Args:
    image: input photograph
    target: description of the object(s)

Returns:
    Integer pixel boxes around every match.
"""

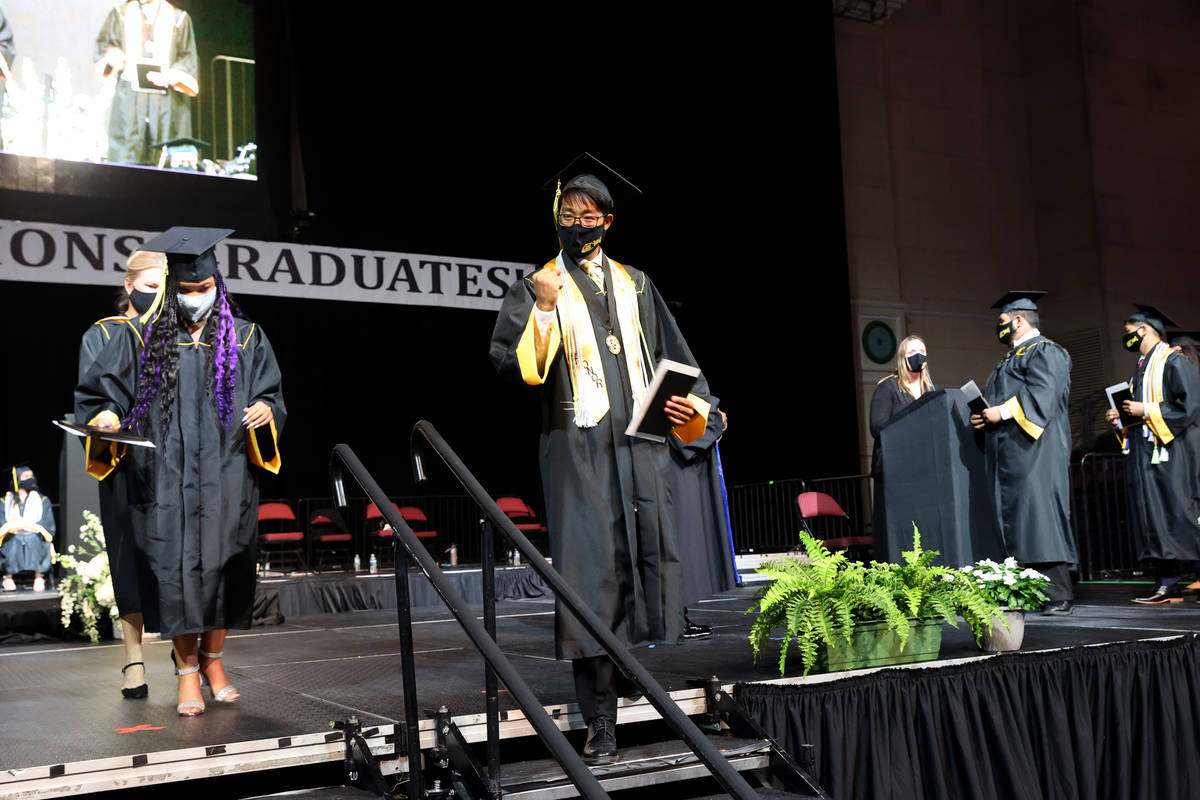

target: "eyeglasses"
[557,212,607,229]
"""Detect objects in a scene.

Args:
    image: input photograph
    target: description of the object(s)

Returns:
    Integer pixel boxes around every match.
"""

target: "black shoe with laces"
[582,715,617,765]
[683,615,713,639]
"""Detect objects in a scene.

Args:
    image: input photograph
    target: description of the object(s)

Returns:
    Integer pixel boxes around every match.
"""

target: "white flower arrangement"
[959,557,1051,612]
[53,511,118,643]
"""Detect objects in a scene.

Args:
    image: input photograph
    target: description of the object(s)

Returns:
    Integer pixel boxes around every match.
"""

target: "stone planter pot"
[981,609,1025,652]
[813,618,944,673]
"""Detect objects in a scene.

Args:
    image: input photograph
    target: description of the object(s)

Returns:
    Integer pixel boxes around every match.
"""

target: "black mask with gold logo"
[996,321,1015,346]
[1123,330,1142,353]
[558,225,604,264]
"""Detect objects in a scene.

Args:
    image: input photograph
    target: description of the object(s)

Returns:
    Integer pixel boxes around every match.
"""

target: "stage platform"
[2,580,1199,797]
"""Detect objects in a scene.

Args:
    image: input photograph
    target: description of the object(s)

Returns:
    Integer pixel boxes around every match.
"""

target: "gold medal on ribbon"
[605,333,622,355]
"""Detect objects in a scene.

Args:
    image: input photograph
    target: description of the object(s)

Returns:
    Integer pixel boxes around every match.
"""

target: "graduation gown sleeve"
[996,341,1071,440]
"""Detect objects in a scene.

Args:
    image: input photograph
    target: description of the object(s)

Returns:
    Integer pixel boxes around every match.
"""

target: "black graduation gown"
[983,335,1077,564]
[77,317,160,629]
[669,400,739,607]
[1124,347,1200,561]
[75,317,285,639]
[490,256,712,660]
[94,3,198,166]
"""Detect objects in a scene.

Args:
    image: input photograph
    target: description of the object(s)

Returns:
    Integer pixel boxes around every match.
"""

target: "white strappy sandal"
[172,651,205,716]
[199,649,240,703]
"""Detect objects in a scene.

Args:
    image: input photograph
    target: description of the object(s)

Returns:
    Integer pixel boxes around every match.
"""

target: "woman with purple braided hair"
[76,227,285,717]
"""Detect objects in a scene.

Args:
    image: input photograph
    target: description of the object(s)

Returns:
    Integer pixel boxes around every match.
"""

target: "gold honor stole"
[514,256,709,444]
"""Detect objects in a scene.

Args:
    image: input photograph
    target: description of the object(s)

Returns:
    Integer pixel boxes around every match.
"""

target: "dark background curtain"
[735,635,1200,800]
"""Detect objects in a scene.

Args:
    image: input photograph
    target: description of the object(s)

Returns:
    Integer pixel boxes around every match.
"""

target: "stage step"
[498,734,772,799]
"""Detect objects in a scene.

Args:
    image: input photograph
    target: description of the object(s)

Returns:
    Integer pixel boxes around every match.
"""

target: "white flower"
[94,581,115,608]
[981,572,1002,582]
[1003,574,1017,586]
[960,565,973,573]
[1003,557,1018,569]
[1019,568,1048,581]
[67,544,75,554]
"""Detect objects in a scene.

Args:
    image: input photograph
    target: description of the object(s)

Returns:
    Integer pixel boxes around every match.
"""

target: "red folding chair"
[309,508,352,573]
[258,501,308,574]
[495,496,549,554]
[797,491,872,560]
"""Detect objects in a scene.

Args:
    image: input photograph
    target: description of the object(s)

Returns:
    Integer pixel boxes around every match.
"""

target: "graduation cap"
[542,152,643,218]
[1127,303,1179,336]
[151,136,211,151]
[140,227,234,283]
[991,290,1046,314]
[1170,331,1200,347]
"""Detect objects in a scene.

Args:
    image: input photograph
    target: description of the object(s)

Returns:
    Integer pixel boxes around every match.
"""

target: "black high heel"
[121,661,148,699]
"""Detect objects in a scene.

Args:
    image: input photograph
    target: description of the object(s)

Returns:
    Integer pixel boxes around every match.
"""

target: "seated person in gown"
[1,465,56,592]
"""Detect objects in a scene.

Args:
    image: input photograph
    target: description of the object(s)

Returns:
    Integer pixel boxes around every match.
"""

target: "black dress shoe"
[1132,584,1183,605]
[1043,600,1075,615]
[582,715,617,765]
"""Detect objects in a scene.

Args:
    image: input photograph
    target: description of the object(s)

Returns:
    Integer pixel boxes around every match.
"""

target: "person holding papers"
[1104,305,1200,604]
[77,249,165,700]
[76,227,285,717]
[970,291,1077,614]
[490,156,712,765]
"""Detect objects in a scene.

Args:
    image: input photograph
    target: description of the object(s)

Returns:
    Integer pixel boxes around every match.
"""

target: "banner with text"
[0,219,533,311]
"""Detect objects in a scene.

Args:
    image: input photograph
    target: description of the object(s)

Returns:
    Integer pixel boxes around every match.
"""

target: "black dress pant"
[572,655,618,724]
[1028,562,1073,602]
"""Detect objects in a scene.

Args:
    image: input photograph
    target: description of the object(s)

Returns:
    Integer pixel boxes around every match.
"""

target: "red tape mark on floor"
[113,724,167,734]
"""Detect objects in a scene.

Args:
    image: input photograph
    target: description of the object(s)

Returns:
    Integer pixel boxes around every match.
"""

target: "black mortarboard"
[991,290,1046,314]
[140,227,234,283]
[150,136,211,150]
[1128,303,1179,336]
[542,152,643,215]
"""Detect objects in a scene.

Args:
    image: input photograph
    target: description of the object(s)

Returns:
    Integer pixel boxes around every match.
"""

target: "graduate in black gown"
[670,403,738,636]
[1,465,55,592]
[77,227,284,716]
[77,249,165,698]
[1105,305,1200,604]
[93,1,198,166]
[491,162,713,764]
[971,291,1077,613]
[868,334,936,543]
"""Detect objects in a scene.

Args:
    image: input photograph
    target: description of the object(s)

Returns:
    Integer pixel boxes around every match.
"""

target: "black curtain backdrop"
[735,635,1200,800]
[0,7,857,525]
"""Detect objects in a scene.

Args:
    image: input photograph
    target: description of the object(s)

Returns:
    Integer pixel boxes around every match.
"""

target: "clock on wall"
[861,320,897,365]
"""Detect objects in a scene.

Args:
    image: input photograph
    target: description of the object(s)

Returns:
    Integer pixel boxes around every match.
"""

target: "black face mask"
[17,477,35,491]
[997,321,1015,346]
[129,289,157,315]
[1123,330,1143,353]
[558,224,605,263]
[905,353,927,373]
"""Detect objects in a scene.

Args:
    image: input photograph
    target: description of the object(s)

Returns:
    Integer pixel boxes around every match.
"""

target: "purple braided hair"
[125,285,181,434]
[210,272,239,433]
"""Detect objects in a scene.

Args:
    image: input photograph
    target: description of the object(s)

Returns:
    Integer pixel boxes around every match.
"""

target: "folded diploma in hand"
[625,358,701,443]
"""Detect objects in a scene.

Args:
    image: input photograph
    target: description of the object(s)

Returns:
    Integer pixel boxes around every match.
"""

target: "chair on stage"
[258,501,308,574]
[495,496,548,554]
[366,502,439,567]
[796,491,872,561]
[309,507,352,573]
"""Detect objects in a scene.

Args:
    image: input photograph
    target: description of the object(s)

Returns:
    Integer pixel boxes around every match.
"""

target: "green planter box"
[813,618,944,673]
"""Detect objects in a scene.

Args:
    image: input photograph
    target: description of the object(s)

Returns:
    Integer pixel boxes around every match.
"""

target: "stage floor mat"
[2,582,1199,796]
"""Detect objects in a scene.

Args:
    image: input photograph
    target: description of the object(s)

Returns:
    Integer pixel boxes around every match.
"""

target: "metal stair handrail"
[408,420,759,800]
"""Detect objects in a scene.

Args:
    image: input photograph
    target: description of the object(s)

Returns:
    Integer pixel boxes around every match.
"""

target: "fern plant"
[748,524,1004,676]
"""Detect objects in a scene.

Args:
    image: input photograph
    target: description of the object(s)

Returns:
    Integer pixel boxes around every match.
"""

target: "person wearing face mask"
[1104,305,1200,605]
[76,227,285,717]
[869,335,936,544]
[970,291,1077,614]
[490,156,713,765]
[76,249,165,699]
[0,465,55,592]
